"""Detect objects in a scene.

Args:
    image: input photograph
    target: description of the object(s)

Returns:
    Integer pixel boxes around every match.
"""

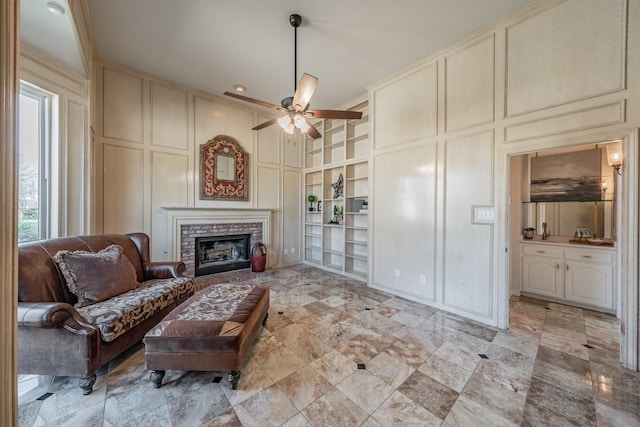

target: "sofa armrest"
[18,302,97,335]
[143,261,186,280]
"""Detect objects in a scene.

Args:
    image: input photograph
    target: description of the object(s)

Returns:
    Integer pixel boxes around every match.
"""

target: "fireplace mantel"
[163,207,272,261]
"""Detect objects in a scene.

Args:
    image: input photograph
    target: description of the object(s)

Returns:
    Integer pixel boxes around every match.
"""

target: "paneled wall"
[92,62,302,266]
[369,0,640,327]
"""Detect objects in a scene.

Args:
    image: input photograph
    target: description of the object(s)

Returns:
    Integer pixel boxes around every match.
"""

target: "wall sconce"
[606,142,623,175]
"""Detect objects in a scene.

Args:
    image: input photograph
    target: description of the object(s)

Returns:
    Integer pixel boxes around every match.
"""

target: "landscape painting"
[530,149,601,202]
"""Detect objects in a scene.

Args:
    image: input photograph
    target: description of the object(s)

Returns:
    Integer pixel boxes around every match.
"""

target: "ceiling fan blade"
[223,92,283,111]
[305,119,321,139]
[292,73,318,111]
[252,117,279,131]
[308,109,363,120]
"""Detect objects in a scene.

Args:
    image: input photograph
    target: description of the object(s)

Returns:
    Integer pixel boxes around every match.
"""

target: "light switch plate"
[473,206,495,223]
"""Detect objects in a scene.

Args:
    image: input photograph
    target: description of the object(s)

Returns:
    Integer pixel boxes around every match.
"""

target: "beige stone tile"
[309,349,358,385]
[221,367,275,406]
[444,394,517,427]
[491,329,540,358]
[302,388,369,427]
[276,365,333,411]
[281,412,313,427]
[335,370,395,414]
[385,339,431,368]
[237,384,299,427]
[371,390,442,426]
[367,352,415,388]
[260,347,307,383]
[460,371,526,425]
[418,354,475,393]
[397,370,459,419]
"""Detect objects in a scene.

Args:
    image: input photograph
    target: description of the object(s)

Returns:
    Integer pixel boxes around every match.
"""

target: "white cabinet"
[565,249,614,310]
[521,243,615,312]
[303,101,369,281]
[522,246,564,299]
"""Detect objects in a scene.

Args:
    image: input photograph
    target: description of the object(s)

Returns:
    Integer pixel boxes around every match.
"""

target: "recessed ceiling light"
[46,2,66,16]
[233,85,246,93]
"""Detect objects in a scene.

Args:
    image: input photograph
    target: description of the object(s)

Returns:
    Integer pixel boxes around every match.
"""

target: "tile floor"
[17,265,640,426]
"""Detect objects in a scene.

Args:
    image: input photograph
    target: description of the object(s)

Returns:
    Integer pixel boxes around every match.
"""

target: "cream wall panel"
[445,35,495,132]
[103,68,143,142]
[257,115,281,165]
[194,96,254,148]
[373,143,437,301]
[194,96,255,207]
[506,0,626,116]
[66,100,86,235]
[505,102,625,143]
[374,64,438,148]
[257,166,280,209]
[151,152,188,259]
[283,170,302,265]
[150,82,188,150]
[256,165,283,266]
[103,145,144,233]
[283,132,302,168]
[443,131,494,317]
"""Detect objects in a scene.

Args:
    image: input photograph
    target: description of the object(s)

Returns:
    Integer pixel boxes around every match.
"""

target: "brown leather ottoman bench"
[143,283,269,389]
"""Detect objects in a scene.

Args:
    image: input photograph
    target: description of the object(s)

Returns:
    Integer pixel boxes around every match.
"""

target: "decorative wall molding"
[504,101,626,143]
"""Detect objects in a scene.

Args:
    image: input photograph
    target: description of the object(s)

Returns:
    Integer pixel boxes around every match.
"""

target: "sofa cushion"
[53,244,138,308]
[76,277,194,342]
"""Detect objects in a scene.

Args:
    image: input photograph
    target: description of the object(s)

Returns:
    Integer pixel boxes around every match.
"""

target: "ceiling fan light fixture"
[278,115,295,134]
[294,114,309,133]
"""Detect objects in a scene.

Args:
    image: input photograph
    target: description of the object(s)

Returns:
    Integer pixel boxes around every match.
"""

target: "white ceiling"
[20,0,86,75]
[22,0,540,110]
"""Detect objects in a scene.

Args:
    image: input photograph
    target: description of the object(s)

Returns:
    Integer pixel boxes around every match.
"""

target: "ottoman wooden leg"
[262,312,269,326]
[79,373,96,395]
[150,370,165,388]
[227,370,241,389]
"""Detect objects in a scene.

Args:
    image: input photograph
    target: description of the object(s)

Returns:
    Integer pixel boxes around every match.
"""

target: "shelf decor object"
[307,194,317,211]
[199,135,248,201]
[332,173,344,199]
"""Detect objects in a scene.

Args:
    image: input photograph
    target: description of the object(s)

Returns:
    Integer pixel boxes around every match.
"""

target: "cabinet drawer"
[565,249,613,264]
[522,245,564,258]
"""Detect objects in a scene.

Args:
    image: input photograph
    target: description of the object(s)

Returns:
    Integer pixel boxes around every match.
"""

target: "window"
[18,83,54,242]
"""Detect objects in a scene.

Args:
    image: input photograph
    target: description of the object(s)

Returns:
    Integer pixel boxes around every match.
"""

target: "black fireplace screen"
[195,233,251,276]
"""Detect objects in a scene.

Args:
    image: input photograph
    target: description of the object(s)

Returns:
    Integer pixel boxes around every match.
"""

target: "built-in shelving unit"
[303,100,369,280]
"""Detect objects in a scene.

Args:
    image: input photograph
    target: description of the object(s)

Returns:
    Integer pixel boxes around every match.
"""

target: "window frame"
[18,82,54,242]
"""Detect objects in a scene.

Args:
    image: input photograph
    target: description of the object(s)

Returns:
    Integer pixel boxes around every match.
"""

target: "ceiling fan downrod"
[290,14,302,94]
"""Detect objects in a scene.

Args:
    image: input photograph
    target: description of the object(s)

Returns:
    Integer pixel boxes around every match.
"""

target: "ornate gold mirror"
[200,135,248,200]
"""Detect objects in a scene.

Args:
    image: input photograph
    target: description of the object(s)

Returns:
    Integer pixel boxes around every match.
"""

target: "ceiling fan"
[223,13,362,139]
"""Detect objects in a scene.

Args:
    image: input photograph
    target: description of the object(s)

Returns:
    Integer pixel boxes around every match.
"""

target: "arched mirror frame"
[199,135,248,201]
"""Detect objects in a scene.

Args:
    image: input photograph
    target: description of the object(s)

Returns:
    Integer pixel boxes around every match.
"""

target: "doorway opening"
[505,133,637,369]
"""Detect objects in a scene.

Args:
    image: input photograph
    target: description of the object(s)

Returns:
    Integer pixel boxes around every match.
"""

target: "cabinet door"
[565,261,613,309]
[522,255,563,298]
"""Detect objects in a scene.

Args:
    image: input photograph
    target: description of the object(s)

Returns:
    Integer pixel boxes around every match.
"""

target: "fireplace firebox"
[195,234,251,276]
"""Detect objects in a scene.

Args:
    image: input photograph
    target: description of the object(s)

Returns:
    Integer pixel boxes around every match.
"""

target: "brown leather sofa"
[17,233,194,395]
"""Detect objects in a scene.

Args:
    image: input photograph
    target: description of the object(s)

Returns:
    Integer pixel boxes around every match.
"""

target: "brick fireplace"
[163,208,272,278]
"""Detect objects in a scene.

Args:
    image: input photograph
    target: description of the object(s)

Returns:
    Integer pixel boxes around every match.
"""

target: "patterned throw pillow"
[53,244,138,308]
